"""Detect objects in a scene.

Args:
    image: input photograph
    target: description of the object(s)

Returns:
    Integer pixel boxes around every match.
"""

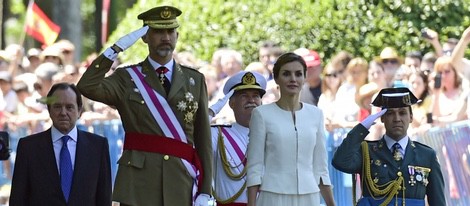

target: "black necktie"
[156,66,171,94]
[392,143,403,162]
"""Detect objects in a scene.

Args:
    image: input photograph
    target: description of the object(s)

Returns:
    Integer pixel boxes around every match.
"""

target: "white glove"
[115,25,149,51]
[209,89,235,116]
[194,193,211,206]
[103,26,149,61]
[360,108,387,130]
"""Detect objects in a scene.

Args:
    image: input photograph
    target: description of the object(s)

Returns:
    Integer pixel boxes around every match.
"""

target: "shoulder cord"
[211,127,247,204]
[212,181,247,204]
[361,141,405,206]
[217,127,247,180]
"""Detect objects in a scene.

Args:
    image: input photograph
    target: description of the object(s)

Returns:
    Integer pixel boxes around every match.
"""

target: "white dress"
[246,103,331,206]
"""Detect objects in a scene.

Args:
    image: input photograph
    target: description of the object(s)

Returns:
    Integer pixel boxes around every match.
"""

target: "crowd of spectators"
[0,26,469,204]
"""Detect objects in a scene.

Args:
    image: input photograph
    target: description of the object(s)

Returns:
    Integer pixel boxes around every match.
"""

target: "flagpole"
[19,0,35,48]
[0,0,4,48]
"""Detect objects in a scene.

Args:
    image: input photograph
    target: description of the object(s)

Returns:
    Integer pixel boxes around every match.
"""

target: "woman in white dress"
[246,52,336,206]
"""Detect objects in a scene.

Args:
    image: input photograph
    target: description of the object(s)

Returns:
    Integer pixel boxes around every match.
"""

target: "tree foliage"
[99,0,470,65]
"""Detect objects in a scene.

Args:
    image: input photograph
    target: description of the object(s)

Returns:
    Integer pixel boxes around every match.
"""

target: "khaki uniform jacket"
[77,55,212,206]
[332,124,446,206]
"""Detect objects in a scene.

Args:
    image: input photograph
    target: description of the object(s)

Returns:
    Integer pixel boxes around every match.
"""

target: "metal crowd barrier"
[2,120,470,205]
[417,120,470,206]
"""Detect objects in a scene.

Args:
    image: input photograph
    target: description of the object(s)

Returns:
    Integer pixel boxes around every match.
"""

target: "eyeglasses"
[382,59,399,64]
[325,73,338,78]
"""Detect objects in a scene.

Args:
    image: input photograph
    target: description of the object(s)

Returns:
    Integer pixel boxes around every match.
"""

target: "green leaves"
[108,0,470,66]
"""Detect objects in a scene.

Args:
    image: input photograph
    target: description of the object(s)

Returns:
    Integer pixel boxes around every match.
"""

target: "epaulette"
[179,63,197,70]
[211,124,232,128]
[412,141,434,150]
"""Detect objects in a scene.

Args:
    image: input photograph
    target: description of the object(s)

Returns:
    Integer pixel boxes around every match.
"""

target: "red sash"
[123,132,203,191]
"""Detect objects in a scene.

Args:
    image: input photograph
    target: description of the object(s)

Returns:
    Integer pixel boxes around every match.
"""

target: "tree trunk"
[53,0,82,64]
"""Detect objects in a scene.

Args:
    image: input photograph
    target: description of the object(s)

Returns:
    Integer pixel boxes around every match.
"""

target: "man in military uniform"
[208,71,266,206]
[77,6,212,206]
[332,87,446,206]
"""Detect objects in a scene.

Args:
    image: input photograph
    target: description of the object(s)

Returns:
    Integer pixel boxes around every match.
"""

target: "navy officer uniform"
[332,87,446,206]
[209,71,267,206]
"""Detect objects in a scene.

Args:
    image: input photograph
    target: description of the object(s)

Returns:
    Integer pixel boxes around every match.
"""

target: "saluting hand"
[103,26,149,61]
[209,89,235,117]
[361,108,387,130]
[115,25,149,51]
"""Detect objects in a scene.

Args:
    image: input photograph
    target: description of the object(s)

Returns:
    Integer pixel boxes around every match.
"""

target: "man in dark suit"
[9,83,112,206]
[332,87,446,206]
[76,5,212,206]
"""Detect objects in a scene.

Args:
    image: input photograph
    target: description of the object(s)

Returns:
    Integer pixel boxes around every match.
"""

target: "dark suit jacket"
[332,124,446,206]
[9,128,112,206]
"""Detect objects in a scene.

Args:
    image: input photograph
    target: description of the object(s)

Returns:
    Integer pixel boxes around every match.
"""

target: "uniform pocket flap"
[117,151,145,168]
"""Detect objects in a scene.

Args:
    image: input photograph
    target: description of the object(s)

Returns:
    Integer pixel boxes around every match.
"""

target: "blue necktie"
[60,136,73,202]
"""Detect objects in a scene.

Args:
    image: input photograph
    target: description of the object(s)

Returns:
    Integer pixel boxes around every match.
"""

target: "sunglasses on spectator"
[325,73,338,78]
[382,59,399,64]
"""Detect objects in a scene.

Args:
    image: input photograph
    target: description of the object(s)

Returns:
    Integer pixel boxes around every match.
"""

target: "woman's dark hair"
[46,83,83,110]
[272,52,307,79]
[413,71,430,106]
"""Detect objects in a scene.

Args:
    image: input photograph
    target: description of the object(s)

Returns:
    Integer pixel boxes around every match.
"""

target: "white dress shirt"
[148,57,174,83]
[52,126,78,173]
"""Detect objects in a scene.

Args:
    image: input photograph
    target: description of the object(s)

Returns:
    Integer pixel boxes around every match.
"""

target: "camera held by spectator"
[0,131,10,160]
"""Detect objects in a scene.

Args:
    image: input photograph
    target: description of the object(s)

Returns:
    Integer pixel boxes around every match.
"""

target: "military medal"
[408,165,416,186]
[415,166,431,186]
[159,74,165,84]
[156,67,169,85]
[421,167,431,186]
[416,173,423,182]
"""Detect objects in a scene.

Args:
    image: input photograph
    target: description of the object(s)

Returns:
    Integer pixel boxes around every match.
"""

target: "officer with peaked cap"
[332,87,446,206]
[77,5,213,206]
[208,71,266,206]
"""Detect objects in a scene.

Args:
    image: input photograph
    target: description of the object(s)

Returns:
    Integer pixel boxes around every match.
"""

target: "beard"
[155,44,174,57]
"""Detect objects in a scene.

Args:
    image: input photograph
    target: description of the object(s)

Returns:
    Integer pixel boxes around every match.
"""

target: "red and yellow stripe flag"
[25,2,61,46]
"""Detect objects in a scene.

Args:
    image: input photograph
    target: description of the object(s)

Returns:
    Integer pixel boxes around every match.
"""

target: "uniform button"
[164,155,169,160]
[141,100,145,104]
[397,171,402,176]
[95,65,100,69]
[127,161,131,165]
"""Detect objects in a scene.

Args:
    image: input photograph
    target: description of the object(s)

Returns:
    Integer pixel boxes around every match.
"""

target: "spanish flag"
[25,2,61,46]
